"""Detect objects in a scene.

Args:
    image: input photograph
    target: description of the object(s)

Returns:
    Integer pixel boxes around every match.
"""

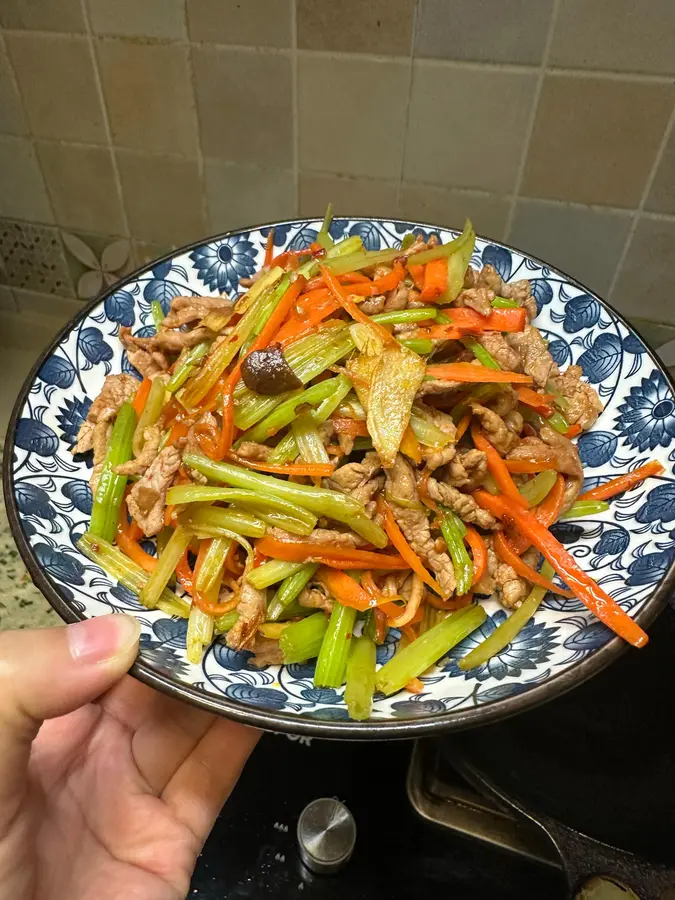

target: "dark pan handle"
[540,813,675,900]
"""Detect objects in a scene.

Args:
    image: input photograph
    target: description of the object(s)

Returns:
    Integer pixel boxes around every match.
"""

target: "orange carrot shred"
[578,460,664,502]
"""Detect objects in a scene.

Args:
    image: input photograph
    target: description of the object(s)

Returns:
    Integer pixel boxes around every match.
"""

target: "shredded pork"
[127,446,181,536]
[226,582,267,652]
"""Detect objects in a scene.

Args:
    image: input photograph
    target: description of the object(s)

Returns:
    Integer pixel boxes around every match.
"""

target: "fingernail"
[67,615,140,664]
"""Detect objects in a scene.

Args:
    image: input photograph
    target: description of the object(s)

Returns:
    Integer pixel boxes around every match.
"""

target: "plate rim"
[4,214,675,739]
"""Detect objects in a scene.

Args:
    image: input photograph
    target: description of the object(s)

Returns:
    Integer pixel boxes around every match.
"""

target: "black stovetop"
[190,733,563,899]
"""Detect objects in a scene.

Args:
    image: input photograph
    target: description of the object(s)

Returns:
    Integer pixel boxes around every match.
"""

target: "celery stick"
[253,508,314,536]
[247,559,305,590]
[267,432,299,465]
[239,378,341,444]
[519,470,557,507]
[370,308,437,325]
[194,536,230,596]
[546,410,570,434]
[406,220,473,266]
[267,562,318,621]
[399,338,434,355]
[317,202,334,249]
[166,341,210,393]
[322,248,400,276]
[344,635,376,720]
[410,407,454,448]
[183,454,388,547]
[78,532,191,618]
[90,402,136,543]
[458,564,554,670]
[139,524,191,609]
[439,508,472,597]
[462,337,501,371]
[186,604,214,664]
[375,604,487,695]
[492,297,519,309]
[151,300,165,330]
[325,234,363,258]
[280,612,329,664]
[214,610,239,634]
[314,602,357,688]
[561,500,610,520]
[181,506,266,539]
[166,485,317,530]
[292,413,330,465]
[132,374,166,457]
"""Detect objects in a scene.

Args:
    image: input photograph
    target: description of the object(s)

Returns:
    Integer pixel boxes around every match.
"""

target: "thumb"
[0,615,140,806]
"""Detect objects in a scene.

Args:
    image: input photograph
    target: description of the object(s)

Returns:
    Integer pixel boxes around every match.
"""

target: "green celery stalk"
[240,379,339,445]
[450,384,501,422]
[166,342,210,393]
[183,454,388,548]
[406,220,473,266]
[292,413,329,465]
[132,374,166,457]
[399,338,434,355]
[266,432,299,465]
[344,635,376,721]
[325,234,363,258]
[492,297,519,309]
[321,248,400,276]
[279,612,329,664]
[519,470,557,507]
[439,507,472,596]
[375,604,487,695]
[186,604,214,664]
[181,506,266,539]
[561,500,610,519]
[214,610,239,634]
[166,485,317,531]
[546,410,570,434]
[442,221,476,303]
[314,601,357,688]
[400,233,416,251]
[253,508,315,536]
[233,328,355,431]
[89,402,136,543]
[248,559,306,590]
[139,524,192,609]
[370,308,437,325]
[459,564,554,670]
[267,562,319,621]
[194,536,230,596]
[77,532,190,618]
[316,202,334,249]
[410,407,454,448]
[461,337,500,371]
[248,274,292,343]
[151,300,165,330]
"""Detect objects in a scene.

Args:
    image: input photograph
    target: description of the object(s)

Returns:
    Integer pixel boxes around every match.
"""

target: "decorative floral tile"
[0,219,72,297]
[61,231,132,300]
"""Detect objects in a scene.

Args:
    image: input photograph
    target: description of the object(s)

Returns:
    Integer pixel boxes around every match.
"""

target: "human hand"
[0,615,260,900]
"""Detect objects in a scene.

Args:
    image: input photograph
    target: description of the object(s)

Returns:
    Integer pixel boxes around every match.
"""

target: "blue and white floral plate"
[4,218,675,739]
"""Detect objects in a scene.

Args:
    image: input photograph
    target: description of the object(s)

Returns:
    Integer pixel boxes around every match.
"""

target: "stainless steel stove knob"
[297,798,356,874]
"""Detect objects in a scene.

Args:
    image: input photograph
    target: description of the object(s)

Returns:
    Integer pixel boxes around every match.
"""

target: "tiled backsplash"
[1,0,674,340]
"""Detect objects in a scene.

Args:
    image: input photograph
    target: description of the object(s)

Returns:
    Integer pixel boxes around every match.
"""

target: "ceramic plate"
[4,217,675,738]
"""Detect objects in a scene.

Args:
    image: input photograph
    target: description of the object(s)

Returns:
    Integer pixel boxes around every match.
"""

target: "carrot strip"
[377,497,444,594]
[406,677,425,693]
[504,457,557,474]
[315,566,378,611]
[456,412,472,441]
[426,592,473,611]
[304,271,371,291]
[421,258,447,302]
[227,455,335,477]
[416,308,526,339]
[384,577,425,627]
[426,362,533,384]
[225,540,245,576]
[565,424,582,439]
[175,549,194,596]
[255,535,410,570]
[509,472,567,555]
[321,265,398,347]
[330,417,369,438]
[471,421,528,509]
[400,425,422,464]
[516,386,555,417]
[578,460,665,502]
[493,531,574,597]
[407,263,425,291]
[346,262,405,297]
[264,229,275,267]
[132,377,152,415]
[115,521,157,573]
[474,491,649,648]
[464,526,486,586]
[401,624,418,643]
[194,592,239,616]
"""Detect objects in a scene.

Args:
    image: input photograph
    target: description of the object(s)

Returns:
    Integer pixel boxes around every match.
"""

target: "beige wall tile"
[550,0,675,76]
[5,34,106,144]
[0,0,84,31]
[97,40,198,157]
[117,150,206,246]
[299,173,399,219]
[0,308,70,351]
[193,46,292,167]
[0,138,53,222]
[299,55,409,180]
[132,240,174,268]
[613,216,675,323]
[405,62,536,192]
[188,0,291,47]
[646,127,675,216]
[522,75,675,207]
[0,219,71,295]
[205,160,295,232]
[0,286,17,312]
[297,0,414,56]
[399,184,509,240]
[509,199,632,296]
[14,288,82,322]
[88,0,187,40]
[415,0,554,65]
[36,142,126,235]
[0,44,27,136]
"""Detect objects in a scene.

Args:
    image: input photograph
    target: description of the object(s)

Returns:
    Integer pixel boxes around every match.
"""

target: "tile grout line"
[183,3,210,235]
[290,0,299,216]
[607,97,675,303]
[395,0,420,213]
[504,0,562,241]
[78,0,131,246]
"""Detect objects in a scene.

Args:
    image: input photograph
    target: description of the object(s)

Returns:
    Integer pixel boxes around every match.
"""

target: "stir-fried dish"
[74,212,663,720]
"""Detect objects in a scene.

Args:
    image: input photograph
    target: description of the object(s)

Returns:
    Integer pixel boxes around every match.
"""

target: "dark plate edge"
[3,215,675,740]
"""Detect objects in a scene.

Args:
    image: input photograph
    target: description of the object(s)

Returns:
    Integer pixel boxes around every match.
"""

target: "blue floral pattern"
[8,219,675,724]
